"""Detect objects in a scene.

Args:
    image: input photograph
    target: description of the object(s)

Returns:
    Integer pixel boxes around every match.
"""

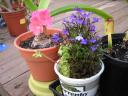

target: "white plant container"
[54,60,104,96]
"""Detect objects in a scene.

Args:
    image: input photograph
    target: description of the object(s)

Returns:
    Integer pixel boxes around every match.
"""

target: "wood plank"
[1,0,128,96]
[1,0,111,95]
[0,58,28,84]
[0,0,107,85]
[52,0,112,28]
[98,0,128,13]
[0,44,20,67]
[3,72,33,96]
[0,84,10,96]
[53,0,128,35]
[52,0,111,24]
[98,5,128,35]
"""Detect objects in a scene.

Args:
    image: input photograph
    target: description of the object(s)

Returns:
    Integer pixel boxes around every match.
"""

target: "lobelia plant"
[52,8,103,79]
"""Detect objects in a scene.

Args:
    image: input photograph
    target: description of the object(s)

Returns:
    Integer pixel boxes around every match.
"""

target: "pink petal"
[29,9,52,35]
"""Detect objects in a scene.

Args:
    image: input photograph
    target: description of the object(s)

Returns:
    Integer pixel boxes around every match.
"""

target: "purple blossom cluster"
[52,8,101,52]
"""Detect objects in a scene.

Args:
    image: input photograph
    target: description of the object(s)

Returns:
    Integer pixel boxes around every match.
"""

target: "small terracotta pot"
[14,28,61,81]
[1,8,27,37]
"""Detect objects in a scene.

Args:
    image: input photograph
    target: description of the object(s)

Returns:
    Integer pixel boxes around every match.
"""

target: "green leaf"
[23,0,38,11]
[38,0,51,10]
[51,4,113,20]
[32,50,43,58]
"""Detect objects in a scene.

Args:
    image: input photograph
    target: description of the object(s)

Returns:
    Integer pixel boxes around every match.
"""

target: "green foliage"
[124,30,128,41]
[32,50,43,58]
[57,9,103,78]
[23,0,51,11]
[51,4,113,20]
[59,46,70,77]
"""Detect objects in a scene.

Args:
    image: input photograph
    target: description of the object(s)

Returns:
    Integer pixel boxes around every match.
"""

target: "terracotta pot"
[1,8,27,37]
[14,28,61,81]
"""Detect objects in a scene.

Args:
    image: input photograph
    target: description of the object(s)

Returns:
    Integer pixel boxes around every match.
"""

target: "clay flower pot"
[1,8,27,37]
[14,28,60,81]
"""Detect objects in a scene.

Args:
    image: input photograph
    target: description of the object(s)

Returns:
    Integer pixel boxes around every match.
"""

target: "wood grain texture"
[0,0,128,96]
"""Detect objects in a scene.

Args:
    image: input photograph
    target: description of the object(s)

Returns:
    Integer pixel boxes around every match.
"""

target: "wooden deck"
[0,0,128,96]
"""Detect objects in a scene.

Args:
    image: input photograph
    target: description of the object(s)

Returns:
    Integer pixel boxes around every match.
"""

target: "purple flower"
[63,29,69,35]
[77,18,83,24]
[96,44,100,47]
[83,21,87,25]
[75,35,83,41]
[90,38,96,43]
[70,14,75,20]
[69,38,76,42]
[93,17,99,22]
[82,12,91,18]
[63,18,68,24]
[52,33,60,43]
[74,8,85,13]
[90,46,97,52]
[90,25,96,33]
[81,39,87,45]
[96,35,102,39]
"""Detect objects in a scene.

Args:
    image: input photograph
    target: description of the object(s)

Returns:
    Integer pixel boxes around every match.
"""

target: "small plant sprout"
[105,19,114,49]
[124,30,128,41]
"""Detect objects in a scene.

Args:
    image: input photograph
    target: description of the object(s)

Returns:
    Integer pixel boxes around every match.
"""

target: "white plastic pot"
[54,60,104,96]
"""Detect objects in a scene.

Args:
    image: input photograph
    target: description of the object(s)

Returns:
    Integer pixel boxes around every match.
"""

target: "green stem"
[51,4,113,20]
[51,4,114,48]
[108,34,112,48]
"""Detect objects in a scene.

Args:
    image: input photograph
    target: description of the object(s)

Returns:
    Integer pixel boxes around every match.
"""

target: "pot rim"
[0,7,26,14]
[54,59,104,85]
[14,28,61,52]
[104,54,128,64]
[102,33,128,65]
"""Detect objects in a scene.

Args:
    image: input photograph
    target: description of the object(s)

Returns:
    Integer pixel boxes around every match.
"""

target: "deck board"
[0,0,128,96]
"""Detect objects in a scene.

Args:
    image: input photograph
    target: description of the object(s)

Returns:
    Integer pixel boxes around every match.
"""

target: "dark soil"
[105,40,128,62]
[70,62,101,79]
[19,36,54,49]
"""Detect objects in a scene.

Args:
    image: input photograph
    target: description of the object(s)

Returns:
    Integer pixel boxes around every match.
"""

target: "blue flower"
[69,38,76,42]
[52,33,60,43]
[96,44,100,47]
[81,39,87,45]
[90,38,96,43]
[63,29,69,35]
[96,35,102,39]
[75,35,83,41]
[70,14,75,20]
[82,12,91,18]
[90,45,97,52]
[74,8,85,13]
[83,21,87,25]
[93,17,99,22]
[90,25,96,33]
[63,18,68,24]
[76,18,83,24]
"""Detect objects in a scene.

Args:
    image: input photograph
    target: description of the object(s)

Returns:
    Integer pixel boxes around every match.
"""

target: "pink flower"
[29,9,52,36]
